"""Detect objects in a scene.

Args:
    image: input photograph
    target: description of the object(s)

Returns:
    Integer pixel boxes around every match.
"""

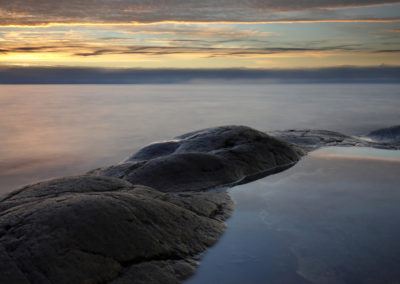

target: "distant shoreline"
[1,66,399,84]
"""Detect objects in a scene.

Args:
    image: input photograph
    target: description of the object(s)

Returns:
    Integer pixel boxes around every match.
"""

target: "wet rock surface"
[268,128,400,151]
[366,125,400,143]
[1,125,398,283]
[0,176,232,284]
[0,125,302,284]
[90,126,304,192]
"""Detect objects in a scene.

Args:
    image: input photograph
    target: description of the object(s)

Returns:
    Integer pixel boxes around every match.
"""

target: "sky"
[0,0,400,71]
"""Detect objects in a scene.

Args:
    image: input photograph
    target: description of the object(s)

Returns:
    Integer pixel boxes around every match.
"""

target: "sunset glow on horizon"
[1,1,400,69]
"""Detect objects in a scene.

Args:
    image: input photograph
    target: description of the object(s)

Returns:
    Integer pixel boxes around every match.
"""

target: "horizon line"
[1,65,399,84]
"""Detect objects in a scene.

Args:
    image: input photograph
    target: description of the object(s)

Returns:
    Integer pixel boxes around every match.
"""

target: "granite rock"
[1,124,399,284]
[0,176,233,284]
[366,125,400,143]
[90,126,304,192]
[268,129,400,151]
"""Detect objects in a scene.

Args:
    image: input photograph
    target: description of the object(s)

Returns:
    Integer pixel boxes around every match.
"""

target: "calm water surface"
[1,84,399,193]
[186,147,400,284]
[1,84,399,283]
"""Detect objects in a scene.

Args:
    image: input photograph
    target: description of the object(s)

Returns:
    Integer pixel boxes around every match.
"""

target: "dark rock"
[0,176,233,284]
[110,259,197,284]
[366,125,400,143]
[0,245,30,284]
[2,124,398,284]
[0,125,312,283]
[269,128,400,151]
[90,126,304,192]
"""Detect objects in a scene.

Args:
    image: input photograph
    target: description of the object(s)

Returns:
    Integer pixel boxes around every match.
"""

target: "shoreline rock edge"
[0,125,304,284]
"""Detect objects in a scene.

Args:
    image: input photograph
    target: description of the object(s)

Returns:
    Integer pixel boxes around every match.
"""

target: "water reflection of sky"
[313,146,400,162]
[186,147,400,284]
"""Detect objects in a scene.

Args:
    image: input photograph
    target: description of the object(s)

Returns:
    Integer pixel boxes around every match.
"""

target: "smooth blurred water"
[1,84,400,283]
[0,84,399,193]
[186,147,400,284]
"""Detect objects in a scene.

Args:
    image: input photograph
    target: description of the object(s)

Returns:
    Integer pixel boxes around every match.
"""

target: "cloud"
[1,23,398,64]
[0,23,369,58]
[73,45,361,57]
[0,66,399,84]
[0,24,276,53]
[384,28,400,33]
[0,41,373,58]
[0,1,399,25]
[0,43,91,54]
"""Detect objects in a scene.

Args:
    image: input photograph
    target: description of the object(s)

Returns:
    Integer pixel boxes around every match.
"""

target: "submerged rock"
[269,128,400,151]
[90,126,304,192]
[0,176,233,284]
[366,125,400,143]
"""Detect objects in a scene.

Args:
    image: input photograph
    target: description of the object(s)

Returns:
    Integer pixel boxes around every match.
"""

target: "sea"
[1,84,400,283]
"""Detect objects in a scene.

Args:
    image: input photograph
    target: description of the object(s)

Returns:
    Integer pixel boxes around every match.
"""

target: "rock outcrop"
[0,125,304,284]
[269,129,400,151]
[90,126,304,192]
[366,125,400,143]
[2,125,399,283]
[0,176,232,284]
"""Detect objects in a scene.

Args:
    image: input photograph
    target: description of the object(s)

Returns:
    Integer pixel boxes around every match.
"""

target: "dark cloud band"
[1,0,399,25]
[1,42,393,57]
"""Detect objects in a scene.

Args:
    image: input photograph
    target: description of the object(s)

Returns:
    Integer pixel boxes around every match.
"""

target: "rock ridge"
[268,128,400,151]
[90,125,304,192]
[0,125,303,284]
[3,124,397,283]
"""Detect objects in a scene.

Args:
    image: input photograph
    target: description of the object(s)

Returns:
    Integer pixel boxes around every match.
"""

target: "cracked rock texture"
[0,176,233,284]
[90,126,304,192]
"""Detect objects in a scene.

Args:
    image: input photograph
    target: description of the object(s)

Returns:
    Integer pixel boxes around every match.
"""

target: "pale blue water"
[1,84,399,193]
[186,147,400,284]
